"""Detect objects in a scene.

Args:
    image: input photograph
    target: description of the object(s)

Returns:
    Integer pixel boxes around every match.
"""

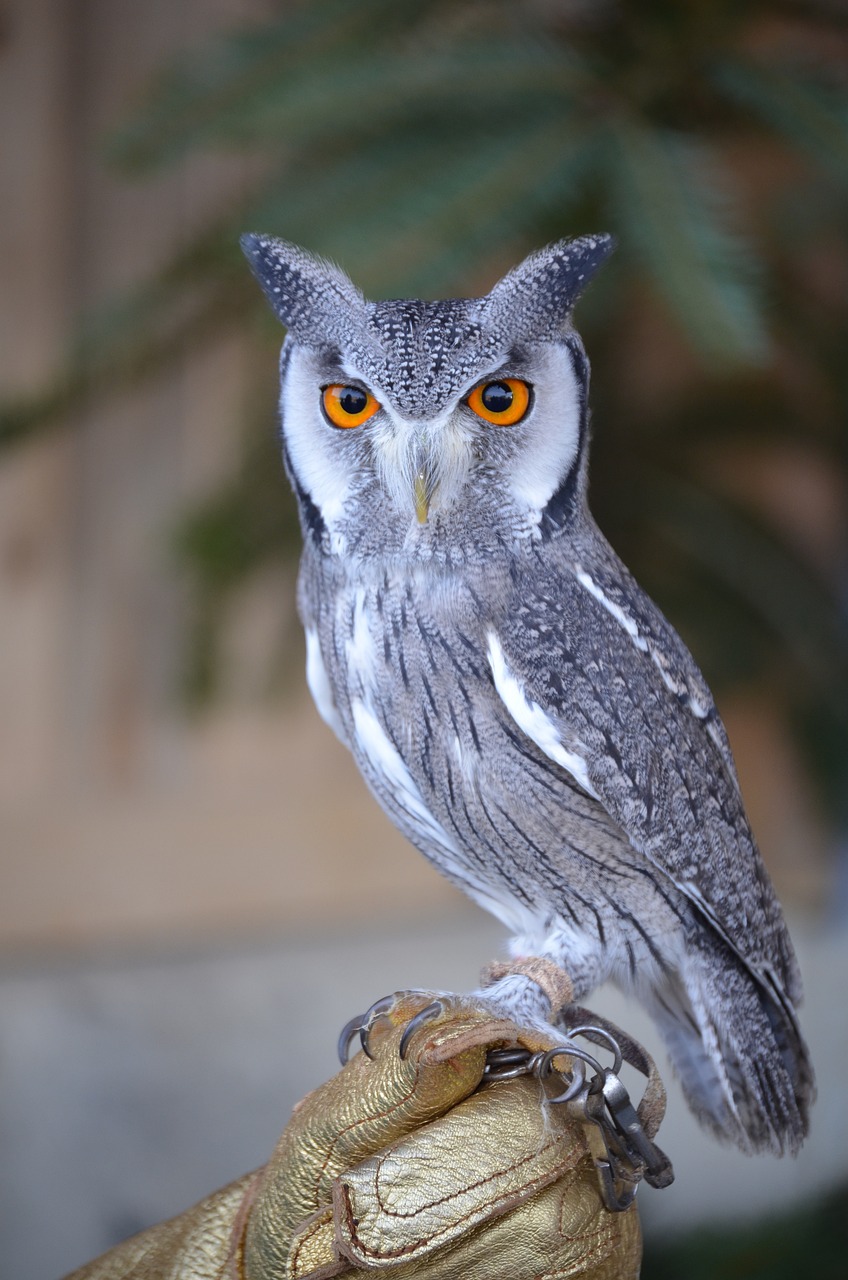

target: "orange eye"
[322,384,380,428]
[466,378,531,425]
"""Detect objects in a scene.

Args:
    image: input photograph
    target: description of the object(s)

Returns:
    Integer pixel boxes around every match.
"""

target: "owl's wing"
[487,536,800,1004]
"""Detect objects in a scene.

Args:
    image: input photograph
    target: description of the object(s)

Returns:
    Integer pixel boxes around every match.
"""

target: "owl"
[242,232,813,1156]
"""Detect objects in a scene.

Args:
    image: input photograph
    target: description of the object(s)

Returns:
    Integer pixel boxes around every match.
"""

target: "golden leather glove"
[66,992,648,1280]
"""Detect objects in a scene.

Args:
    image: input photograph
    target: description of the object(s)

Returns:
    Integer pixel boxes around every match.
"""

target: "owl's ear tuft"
[240,234,365,340]
[482,234,615,339]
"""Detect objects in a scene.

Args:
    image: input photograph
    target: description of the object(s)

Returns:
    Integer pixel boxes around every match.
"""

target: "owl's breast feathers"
[299,531,801,1016]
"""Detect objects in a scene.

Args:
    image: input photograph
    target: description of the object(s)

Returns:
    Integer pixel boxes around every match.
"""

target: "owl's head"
[242,234,613,561]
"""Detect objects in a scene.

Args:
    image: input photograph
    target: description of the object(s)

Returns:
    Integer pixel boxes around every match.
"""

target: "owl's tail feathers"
[648,944,815,1156]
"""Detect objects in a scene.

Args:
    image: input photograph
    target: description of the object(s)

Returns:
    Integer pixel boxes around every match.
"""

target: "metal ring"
[486,1047,535,1068]
[565,1024,624,1076]
[534,1045,591,1104]
[484,1047,546,1080]
[538,1042,606,1080]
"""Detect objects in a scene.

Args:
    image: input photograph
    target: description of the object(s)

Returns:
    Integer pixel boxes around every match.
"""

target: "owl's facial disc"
[281,338,586,549]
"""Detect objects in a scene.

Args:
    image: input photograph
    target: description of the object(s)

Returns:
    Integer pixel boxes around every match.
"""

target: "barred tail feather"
[648,941,814,1155]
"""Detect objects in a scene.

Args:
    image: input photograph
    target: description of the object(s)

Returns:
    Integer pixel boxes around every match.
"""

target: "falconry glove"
[66,990,664,1279]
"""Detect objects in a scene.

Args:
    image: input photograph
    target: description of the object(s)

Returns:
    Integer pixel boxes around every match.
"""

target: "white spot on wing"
[576,567,717,719]
[486,632,600,800]
[345,587,374,689]
[576,569,648,652]
[351,699,457,852]
[305,627,345,742]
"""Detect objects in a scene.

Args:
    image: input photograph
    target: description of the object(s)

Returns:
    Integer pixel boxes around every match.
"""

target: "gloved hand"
[67,991,651,1279]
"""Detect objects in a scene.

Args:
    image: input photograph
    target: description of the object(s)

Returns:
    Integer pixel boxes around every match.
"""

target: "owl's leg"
[472,957,577,1035]
[469,973,553,1028]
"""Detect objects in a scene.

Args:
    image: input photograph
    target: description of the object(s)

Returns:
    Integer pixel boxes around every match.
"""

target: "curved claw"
[359,994,397,1060]
[337,1013,366,1066]
[536,1045,588,1103]
[399,999,444,1059]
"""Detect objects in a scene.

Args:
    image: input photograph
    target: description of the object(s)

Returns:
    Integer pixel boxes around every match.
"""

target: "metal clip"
[483,1046,544,1080]
[599,1069,675,1190]
[483,1026,673,1212]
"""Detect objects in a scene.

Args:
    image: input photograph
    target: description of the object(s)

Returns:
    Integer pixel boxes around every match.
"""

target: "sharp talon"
[399,999,443,1059]
[360,1026,375,1059]
[358,994,395,1060]
[536,1045,587,1103]
[338,1013,365,1065]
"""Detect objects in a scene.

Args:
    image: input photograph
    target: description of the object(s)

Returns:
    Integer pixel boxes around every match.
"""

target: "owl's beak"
[414,466,431,524]
[412,446,436,524]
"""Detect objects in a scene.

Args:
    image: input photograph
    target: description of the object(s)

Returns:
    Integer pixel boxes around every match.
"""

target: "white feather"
[350,698,456,852]
[304,627,346,742]
[575,569,648,652]
[508,346,582,518]
[486,631,599,800]
[281,348,351,540]
[345,586,375,692]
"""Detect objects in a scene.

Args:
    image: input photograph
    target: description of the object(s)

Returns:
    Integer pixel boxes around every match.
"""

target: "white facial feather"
[281,347,352,542]
[365,402,475,520]
[506,346,582,520]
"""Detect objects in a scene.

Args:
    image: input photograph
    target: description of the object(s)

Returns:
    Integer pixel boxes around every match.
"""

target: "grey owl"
[242,232,813,1156]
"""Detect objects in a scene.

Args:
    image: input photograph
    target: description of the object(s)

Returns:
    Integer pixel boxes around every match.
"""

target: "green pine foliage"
[3,0,848,819]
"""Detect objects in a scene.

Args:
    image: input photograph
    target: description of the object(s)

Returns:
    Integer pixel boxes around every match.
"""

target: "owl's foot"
[338,989,511,1066]
[335,977,674,1210]
[336,959,575,1068]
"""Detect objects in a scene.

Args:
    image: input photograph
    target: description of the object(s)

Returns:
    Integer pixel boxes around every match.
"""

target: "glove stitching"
[372,1132,578,1219]
[344,1138,581,1261]
[541,1175,626,1278]
[535,1225,623,1280]
[311,1061,424,1207]
[289,1211,334,1279]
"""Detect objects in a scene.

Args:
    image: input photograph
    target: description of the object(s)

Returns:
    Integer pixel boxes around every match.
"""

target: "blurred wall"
[0,0,467,957]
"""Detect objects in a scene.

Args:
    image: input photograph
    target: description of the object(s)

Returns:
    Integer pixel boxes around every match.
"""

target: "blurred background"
[1,1,847,1276]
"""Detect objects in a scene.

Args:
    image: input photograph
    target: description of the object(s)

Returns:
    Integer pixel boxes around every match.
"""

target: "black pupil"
[339,386,367,415]
[481,382,514,414]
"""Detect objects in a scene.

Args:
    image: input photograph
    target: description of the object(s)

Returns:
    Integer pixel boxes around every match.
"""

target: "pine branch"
[605,121,767,363]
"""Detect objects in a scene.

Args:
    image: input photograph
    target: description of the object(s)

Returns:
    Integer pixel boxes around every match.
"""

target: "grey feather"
[243,234,814,1156]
